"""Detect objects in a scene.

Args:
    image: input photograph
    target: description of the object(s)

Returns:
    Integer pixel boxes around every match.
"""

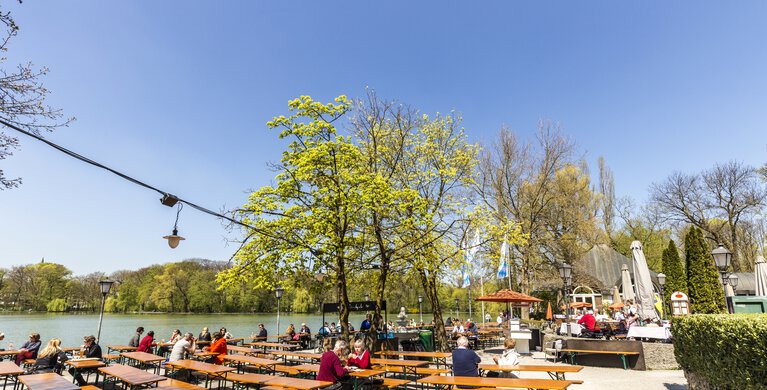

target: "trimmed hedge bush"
[674,314,767,389]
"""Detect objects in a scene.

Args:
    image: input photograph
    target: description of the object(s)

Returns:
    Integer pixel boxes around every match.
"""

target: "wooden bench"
[272,364,301,376]
[559,349,640,370]
[374,378,412,389]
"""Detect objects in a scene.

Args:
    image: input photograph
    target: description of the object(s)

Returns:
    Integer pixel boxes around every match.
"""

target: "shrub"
[674,314,767,389]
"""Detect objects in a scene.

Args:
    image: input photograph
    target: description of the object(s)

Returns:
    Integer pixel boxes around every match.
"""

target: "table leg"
[620,354,628,370]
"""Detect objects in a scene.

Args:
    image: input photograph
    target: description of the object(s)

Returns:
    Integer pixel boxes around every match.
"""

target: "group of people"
[0,332,101,385]
[316,338,373,389]
[127,326,233,364]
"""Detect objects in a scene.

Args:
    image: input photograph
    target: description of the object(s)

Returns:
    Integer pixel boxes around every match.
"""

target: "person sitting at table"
[451,321,465,339]
[626,304,640,330]
[317,340,350,389]
[319,322,332,337]
[28,338,67,374]
[0,332,5,351]
[496,312,504,325]
[219,327,236,344]
[198,327,211,343]
[577,310,597,332]
[169,333,196,362]
[488,338,520,378]
[594,308,609,321]
[360,314,372,332]
[137,330,155,353]
[298,323,312,348]
[157,329,181,356]
[129,327,144,348]
[452,336,480,380]
[256,323,268,339]
[15,332,41,365]
[330,322,339,335]
[204,332,227,364]
[284,324,297,342]
[68,335,102,385]
[347,339,370,369]
[346,322,355,333]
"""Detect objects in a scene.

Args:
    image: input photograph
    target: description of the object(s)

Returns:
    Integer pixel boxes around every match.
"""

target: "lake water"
[0,312,379,349]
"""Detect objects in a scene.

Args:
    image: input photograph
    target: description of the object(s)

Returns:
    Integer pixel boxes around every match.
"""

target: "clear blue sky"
[2,1,766,275]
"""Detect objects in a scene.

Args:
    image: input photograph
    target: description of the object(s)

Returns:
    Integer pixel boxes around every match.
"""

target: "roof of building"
[578,244,634,290]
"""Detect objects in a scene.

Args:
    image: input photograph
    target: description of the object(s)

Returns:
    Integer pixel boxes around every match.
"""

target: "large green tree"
[661,239,686,306]
[685,227,725,314]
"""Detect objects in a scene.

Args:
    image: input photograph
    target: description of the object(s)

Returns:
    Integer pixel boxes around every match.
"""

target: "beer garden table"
[99,363,167,389]
[163,359,235,388]
[419,374,575,390]
[0,361,24,389]
[121,351,165,374]
[63,359,106,385]
[17,373,79,390]
[478,363,584,380]
[370,358,428,377]
[373,350,452,367]
[221,354,280,373]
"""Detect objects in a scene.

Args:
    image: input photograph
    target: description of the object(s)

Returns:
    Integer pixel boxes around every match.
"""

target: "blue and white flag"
[461,264,471,288]
[467,229,481,265]
[497,238,508,278]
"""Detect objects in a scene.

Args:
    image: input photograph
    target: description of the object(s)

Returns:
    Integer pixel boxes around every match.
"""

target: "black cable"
[1,118,254,230]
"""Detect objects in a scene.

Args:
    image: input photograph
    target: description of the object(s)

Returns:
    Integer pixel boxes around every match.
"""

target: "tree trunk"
[337,255,351,342]
[418,268,448,352]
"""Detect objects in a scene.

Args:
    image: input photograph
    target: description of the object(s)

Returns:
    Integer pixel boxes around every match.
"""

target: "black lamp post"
[711,244,733,313]
[418,295,423,324]
[559,263,573,335]
[729,273,739,313]
[275,285,284,335]
[657,273,666,320]
[96,278,115,343]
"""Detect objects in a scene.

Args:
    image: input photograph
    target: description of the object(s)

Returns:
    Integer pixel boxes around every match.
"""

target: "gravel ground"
[477,349,688,390]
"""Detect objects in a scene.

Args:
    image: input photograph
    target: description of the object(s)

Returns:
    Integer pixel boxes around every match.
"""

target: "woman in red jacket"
[347,339,370,369]
[137,331,155,353]
[204,332,228,364]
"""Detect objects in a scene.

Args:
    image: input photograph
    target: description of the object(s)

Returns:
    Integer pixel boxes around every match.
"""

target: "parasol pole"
[480,271,485,328]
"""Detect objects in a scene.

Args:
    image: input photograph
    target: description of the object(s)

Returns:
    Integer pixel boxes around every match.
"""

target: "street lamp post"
[275,285,284,335]
[729,273,739,313]
[418,295,423,324]
[657,273,666,320]
[96,278,115,343]
[711,244,733,313]
[559,263,573,336]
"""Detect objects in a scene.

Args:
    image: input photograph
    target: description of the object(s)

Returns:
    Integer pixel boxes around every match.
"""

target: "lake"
[0,311,444,349]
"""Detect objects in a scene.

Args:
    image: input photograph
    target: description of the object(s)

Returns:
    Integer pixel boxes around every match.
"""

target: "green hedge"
[674,314,767,389]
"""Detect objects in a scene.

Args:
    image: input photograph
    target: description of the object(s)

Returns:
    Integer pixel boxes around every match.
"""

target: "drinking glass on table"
[8,342,13,350]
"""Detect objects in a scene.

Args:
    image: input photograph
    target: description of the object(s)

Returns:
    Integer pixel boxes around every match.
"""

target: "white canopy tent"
[756,255,767,297]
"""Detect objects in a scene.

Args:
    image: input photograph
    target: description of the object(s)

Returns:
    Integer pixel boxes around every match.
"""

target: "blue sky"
[1,1,766,275]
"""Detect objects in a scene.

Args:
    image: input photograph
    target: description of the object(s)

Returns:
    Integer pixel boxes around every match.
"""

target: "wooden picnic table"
[221,354,280,373]
[0,349,21,358]
[192,351,219,361]
[99,363,167,389]
[245,341,301,353]
[17,372,80,390]
[0,361,24,389]
[269,350,323,364]
[63,359,106,385]
[163,359,235,388]
[478,363,584,380]
[106,345,137,355]
[370,358,428,376]
[226,345,258,355]
[120,351,166,372]
[374,350,452,367]
[419,374,575,390]
[263,376,334,390]
[157,378,207,389]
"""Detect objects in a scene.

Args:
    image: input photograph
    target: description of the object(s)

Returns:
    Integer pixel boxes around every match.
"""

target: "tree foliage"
[685,227,725,314]
[661,239,686,304]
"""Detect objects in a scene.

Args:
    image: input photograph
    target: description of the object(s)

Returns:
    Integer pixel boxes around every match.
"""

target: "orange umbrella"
[546,302,553,320]
[608,302,624,310]
[474,289,543,303]
[562,301,592,309]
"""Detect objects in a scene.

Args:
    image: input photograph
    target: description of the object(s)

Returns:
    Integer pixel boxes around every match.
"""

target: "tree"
[685,227,725,314]
[650,161,767,271]
[221,95,385,339]
[661,239,686,306]
[0,5,72,189]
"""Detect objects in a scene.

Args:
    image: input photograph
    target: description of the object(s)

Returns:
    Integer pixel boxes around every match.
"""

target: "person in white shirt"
[451,321,465,339]
[169,333,195,362]
[489,339,520,378]
[496,313,504,325]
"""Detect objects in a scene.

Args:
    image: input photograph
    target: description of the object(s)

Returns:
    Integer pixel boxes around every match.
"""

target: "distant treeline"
[0,258,439,314]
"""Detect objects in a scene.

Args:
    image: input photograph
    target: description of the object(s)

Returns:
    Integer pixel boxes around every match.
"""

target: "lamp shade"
[729,273,739,288]
[99,279,115,295]
[711,244,732,272]
[163,229,185,249]
[657,273,666,286]
[559,263,572,280]
[418,295,423,303]
[275,285,284,299]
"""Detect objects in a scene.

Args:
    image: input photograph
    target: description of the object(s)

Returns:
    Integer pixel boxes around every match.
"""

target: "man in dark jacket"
[452,336,480,379]
[69,335,102,386]
[128,327,144,347]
